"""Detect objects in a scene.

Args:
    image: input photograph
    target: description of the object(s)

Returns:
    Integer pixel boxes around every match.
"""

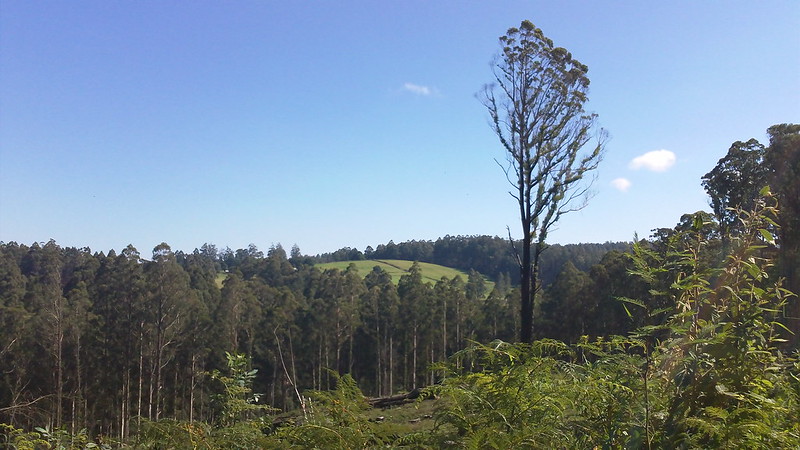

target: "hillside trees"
[418,190,798,449]
[702,123,800,340]
[765,124,800,338]
[702,139,768,242]
[397,262,430,390]
[481,20,606,342]
[361,267,399,396]
[144,243,203,421]
[0,244,37,426]
[323,235,629,288]
[24,241,68,429]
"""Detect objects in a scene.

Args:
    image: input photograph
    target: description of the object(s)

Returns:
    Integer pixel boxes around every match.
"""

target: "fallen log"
[367,388,421,408]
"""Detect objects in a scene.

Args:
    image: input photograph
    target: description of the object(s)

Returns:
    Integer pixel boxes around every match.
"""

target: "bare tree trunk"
[53,297,64,428]
[173,365,178,419]
[274,328,306,419]
[348,333,354,374]
[189,354,196,423]
[74,326,83,434]
[412,323,418,389]
[137,323,144,426]
[456,297,461,350]
[429,347,435,385]
[389,335,394,395]
[376,319,382,397]
[325,339,330,390]
[442,296,447,360]
[271,354,278,407]
[316,337,322,390]
[520,220,533,343]
[122,364,130,440]
[148,351,155,420]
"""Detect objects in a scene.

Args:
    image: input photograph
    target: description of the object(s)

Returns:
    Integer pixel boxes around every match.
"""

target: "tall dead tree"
[482,20,606,342]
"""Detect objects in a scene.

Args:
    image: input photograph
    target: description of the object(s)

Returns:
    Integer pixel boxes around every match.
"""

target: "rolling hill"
[316,259,494,291]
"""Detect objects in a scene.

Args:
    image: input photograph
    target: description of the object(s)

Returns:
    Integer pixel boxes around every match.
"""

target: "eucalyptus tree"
[362,266,398,396]
[106,245,146,435]
[0,243,32,426]
[702,139,768,243]
[477,273,516,342]
[538,261,592,342]
[21,241,67,427]
[144,243,196,420]
[482,20,606,342]
[59,247,99,432]
[397,262,431,389]
[765,123,800,341]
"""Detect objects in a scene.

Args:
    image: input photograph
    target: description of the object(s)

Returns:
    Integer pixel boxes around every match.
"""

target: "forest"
[0,236,635,431]
[2,122,798,447]
[2,18,799,448]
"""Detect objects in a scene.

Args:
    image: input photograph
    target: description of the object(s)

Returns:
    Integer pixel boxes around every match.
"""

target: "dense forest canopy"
[0,236,637,431]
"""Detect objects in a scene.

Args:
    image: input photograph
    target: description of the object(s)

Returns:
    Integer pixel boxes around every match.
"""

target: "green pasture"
[215,272,227,289]
[317,259,494,291]
[216,259,495,293]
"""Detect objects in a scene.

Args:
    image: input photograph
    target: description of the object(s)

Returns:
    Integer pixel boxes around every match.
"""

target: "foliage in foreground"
[417,191,798,449]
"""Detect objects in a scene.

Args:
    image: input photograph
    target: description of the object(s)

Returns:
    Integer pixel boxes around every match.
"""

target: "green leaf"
[622,303,633,319]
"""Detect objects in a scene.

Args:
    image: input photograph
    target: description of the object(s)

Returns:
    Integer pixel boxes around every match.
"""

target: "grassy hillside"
[317,259,494,291]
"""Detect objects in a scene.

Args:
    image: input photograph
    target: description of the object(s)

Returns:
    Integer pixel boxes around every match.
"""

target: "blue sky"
[1,1,798,256]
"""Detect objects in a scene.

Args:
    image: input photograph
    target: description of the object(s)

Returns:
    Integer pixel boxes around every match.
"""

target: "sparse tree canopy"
[482,20,606,342]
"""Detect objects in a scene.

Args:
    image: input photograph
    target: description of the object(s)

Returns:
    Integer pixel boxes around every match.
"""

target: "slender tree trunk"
[316,336,323,390]
[442,297,447,360]
[122,365,130,440]
[429,347,435,385]
[154,288,164,421]
[456,297,461,349]
[137,323,144,426]
[376,318,381,397]
[531,240,545,339]
[348,333,354,374]
[173,365,178,419]
[412,323,418,388]
[189,353,196,423]
[520,219,533,343]
[53,298,64,428]
[335,306,342,374]
[70,397,75,435]
[325,340,330,390]
[271,354,278,407]
[389,335,394,395]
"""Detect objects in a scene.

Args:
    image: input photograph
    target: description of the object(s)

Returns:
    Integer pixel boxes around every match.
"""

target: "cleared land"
[317,259,494,291]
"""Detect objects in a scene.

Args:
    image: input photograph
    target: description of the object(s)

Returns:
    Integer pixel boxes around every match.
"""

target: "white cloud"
[611,178,632,192]
[403,82,433,96]
[628,149,676,172]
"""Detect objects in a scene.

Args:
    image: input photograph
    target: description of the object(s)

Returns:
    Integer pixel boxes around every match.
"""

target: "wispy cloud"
[403,82,434,96]
[611,178,632,192]
[629,149,676,172]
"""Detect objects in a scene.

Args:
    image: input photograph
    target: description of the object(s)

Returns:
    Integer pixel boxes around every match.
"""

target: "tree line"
[314,236,629,287]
